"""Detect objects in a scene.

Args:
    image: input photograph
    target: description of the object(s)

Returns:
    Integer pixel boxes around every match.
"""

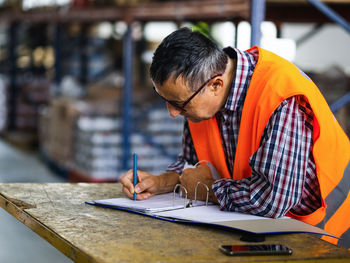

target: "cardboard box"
[45,97,81,166]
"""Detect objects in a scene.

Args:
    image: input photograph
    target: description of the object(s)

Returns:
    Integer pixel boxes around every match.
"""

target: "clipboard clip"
[173,183,188,209]
[194,181,209,206]
[173,182,210,208]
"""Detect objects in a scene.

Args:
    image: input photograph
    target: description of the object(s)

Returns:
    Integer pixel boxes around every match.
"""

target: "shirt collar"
[222,47,258,113]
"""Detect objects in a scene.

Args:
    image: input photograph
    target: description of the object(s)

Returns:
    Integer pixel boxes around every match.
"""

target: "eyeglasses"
[153,74,222,113]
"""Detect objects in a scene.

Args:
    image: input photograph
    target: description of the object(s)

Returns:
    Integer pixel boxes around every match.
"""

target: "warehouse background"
[0,0,349,262]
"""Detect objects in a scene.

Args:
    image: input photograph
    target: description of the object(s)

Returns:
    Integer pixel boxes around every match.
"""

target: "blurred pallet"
[1,131,38,151]
[40,149,69,180]
[41,149,119,183]
[68,169,119,183]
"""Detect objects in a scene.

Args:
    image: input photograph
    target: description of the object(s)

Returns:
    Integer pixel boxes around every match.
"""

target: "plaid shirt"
[167,47,322,218]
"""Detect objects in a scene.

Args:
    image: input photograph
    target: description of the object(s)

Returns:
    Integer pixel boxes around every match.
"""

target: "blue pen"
[133,153,137,201]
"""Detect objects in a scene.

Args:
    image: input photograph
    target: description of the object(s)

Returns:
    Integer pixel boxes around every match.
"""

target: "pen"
[133,153,137,201]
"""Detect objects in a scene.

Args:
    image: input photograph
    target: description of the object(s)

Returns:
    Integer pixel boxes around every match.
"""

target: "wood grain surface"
[0,183,349,263]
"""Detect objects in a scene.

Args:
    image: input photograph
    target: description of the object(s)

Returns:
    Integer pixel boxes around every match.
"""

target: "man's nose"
[167,103,182,118]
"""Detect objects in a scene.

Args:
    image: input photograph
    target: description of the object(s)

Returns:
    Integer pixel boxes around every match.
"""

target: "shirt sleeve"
[166,120,198,174]
[212,97,314,218]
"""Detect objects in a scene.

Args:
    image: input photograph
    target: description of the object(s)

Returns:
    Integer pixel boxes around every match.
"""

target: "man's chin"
[186,116,211,123]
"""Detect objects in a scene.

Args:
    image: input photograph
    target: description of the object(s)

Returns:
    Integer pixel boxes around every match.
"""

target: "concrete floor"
[0,139,72,263]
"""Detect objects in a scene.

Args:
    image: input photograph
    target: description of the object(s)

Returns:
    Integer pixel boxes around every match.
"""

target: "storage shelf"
[0,0,250,24]
[266,0,350,23]
[1,0,350,24]
[3,0,349,181]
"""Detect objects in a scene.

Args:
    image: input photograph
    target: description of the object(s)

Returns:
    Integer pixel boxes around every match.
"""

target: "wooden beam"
[0,0,250,24]
[131,0,249,22]
[266,3,350,23]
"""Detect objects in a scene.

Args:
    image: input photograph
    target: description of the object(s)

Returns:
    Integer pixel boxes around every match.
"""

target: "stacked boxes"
[73,114,122,180]
[72,106,184,180]
[40,96,184,181]
[135,108,183,175]
[0,78,51,133]
[39,96,123,180]
[15,79,51,131]
[40,97,83,167]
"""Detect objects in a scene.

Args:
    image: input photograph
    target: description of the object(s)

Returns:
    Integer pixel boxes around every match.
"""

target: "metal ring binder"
[194,182,209,206]
[194,160,209,167]
[173,184,188,208]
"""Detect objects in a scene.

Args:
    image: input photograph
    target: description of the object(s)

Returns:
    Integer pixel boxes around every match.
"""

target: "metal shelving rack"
[0,0,350,175]
[2,0,348,172]
[0,0,257,172]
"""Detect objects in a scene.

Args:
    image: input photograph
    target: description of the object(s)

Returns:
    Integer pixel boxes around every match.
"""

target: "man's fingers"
[122,185,153,200]
[134,179,151,194]
[120,169,135,193]
[120,169,157,200]
[122,179,134,195]
[136,192,154,200]
[122,186,134,199]
[120,169,132,185]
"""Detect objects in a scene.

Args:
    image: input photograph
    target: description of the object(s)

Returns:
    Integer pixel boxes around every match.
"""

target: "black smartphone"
[219,244,293,256]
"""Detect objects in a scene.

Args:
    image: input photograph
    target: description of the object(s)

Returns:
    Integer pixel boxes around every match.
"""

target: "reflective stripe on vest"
[189,46,350,248]
[339,228,350,249]
[317,161,350,247]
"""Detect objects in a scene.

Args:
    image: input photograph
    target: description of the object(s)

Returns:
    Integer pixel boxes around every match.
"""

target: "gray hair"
[150,27,228,92]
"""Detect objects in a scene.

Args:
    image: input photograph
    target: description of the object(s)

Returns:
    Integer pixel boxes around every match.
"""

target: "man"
[120,27,350,248]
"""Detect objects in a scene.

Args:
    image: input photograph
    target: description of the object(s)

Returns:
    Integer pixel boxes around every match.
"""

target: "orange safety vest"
[189,47,350,248]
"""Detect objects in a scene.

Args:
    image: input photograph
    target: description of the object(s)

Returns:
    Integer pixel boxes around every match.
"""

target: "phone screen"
[220,244,293,256]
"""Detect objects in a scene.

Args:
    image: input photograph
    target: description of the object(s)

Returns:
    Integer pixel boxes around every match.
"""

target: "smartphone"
[219,244,293,256]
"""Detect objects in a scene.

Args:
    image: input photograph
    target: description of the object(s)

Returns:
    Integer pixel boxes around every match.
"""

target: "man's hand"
[120,170,180,200]
[179,164,218,203]
[120,170,159,200]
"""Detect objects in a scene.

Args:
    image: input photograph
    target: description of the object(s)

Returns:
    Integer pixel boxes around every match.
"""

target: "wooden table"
[0,183,349,263]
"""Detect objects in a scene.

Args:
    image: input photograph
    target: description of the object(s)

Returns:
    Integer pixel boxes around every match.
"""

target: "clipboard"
[87,183,212,213]
[86,182,338,239]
